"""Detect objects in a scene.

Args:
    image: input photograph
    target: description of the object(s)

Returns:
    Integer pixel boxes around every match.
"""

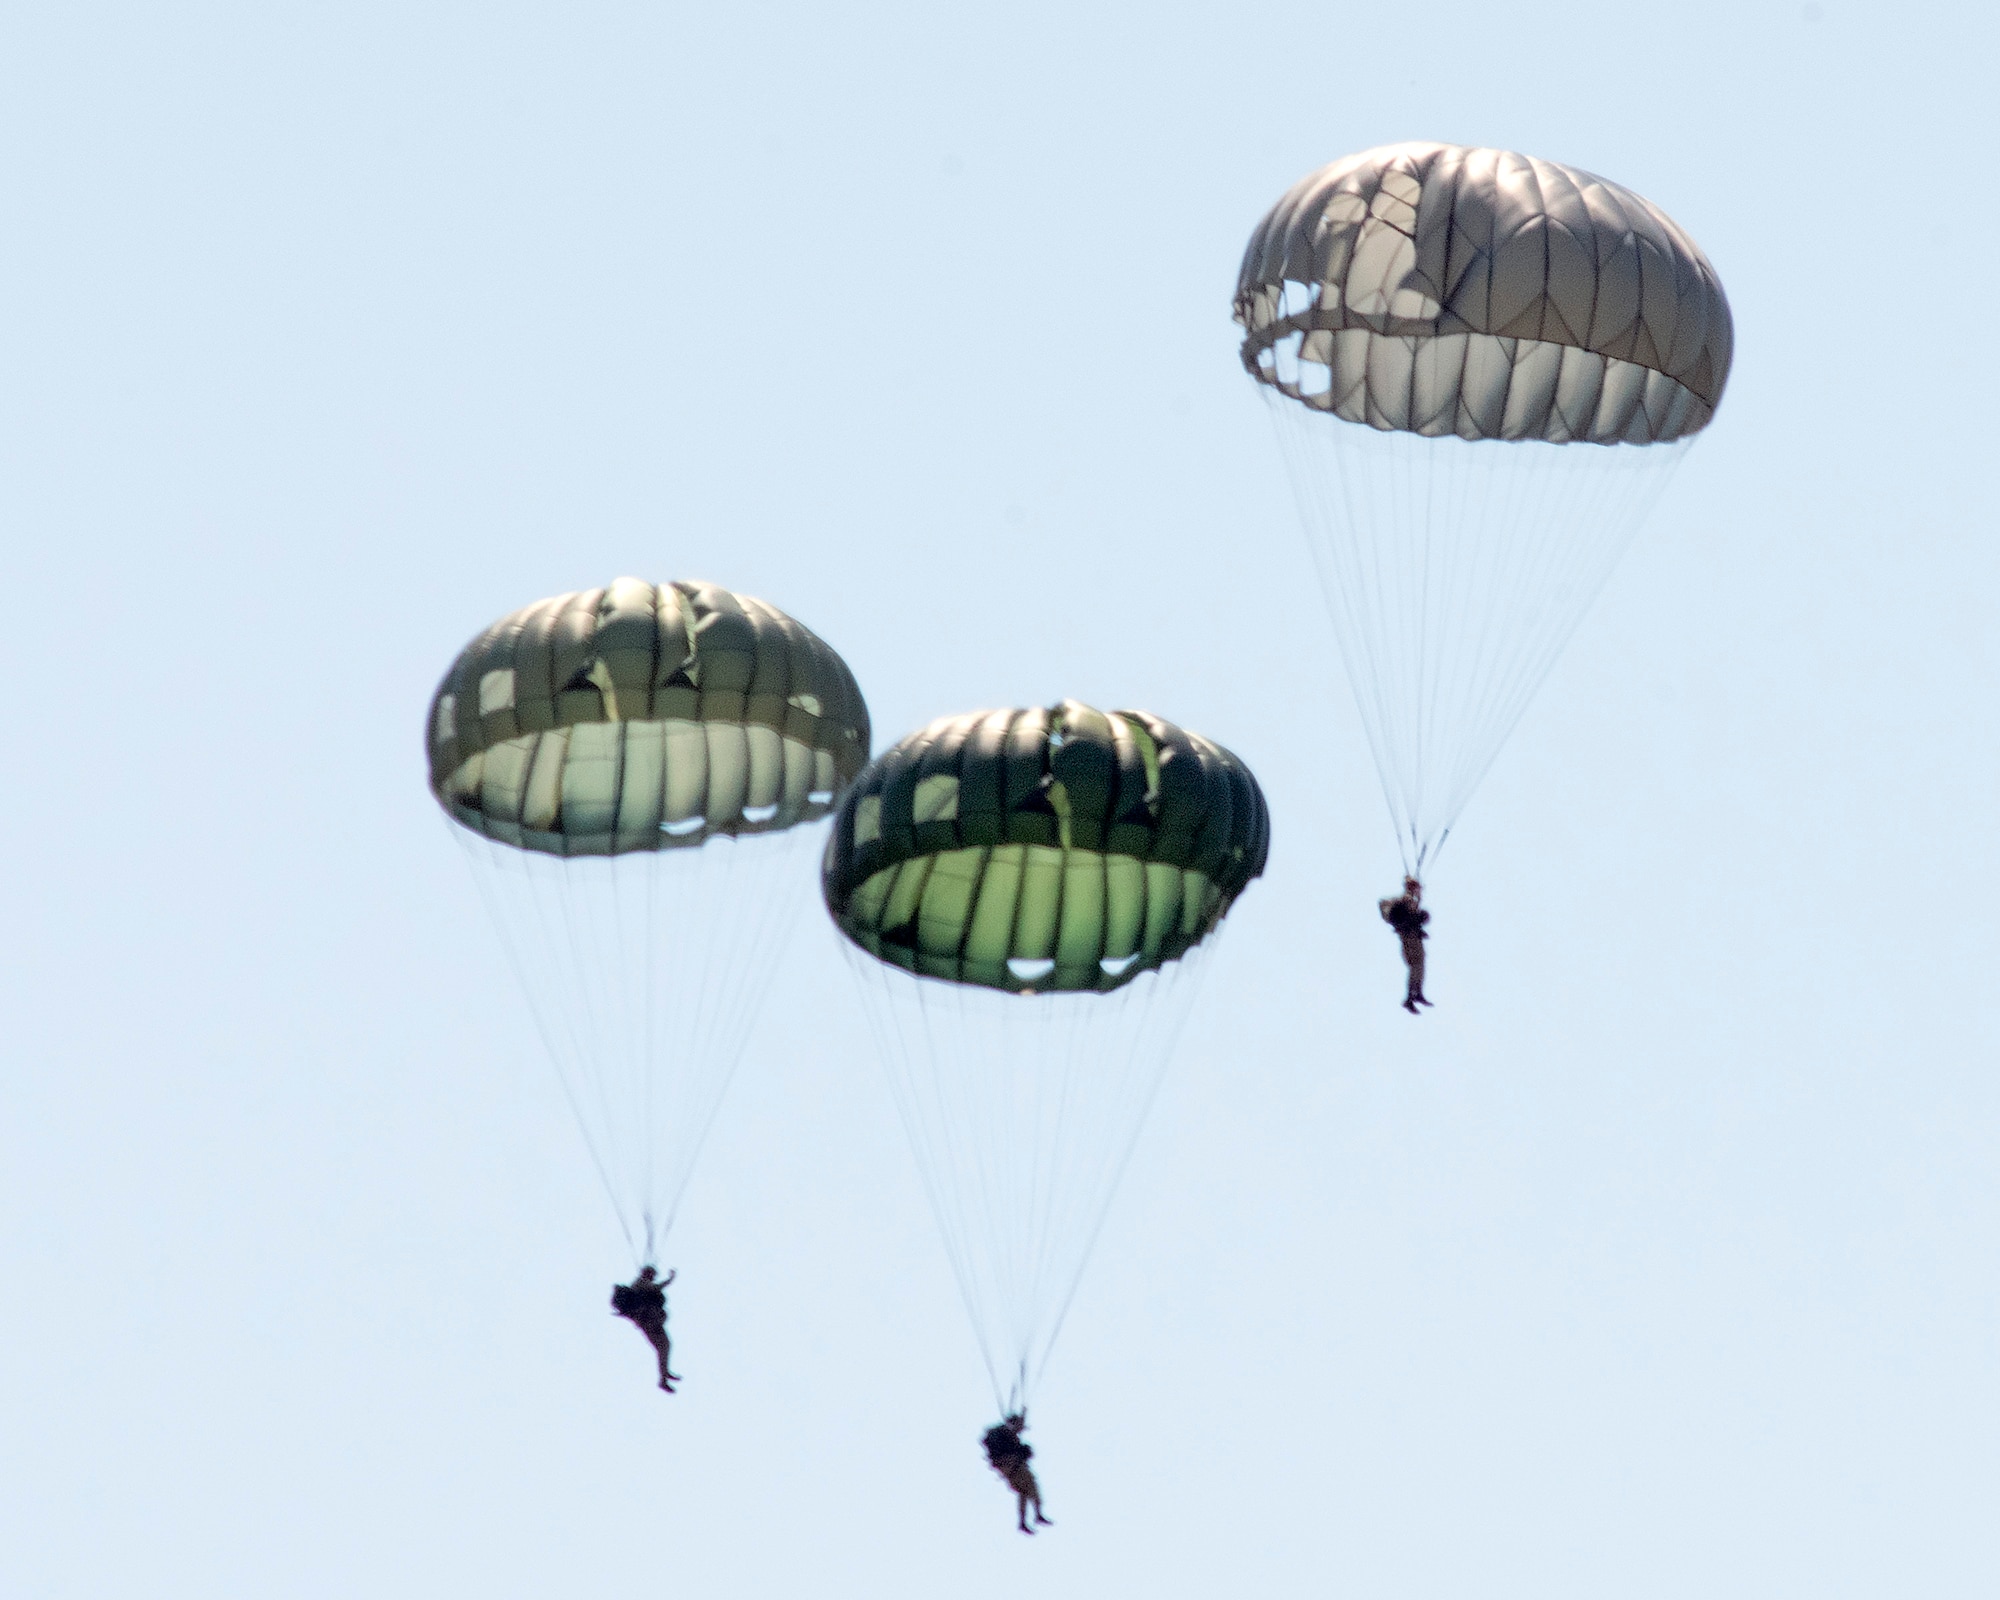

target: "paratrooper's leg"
[638,1315,679,1390]
[1008,1462,1051,1529]
[1404,939,1429,1011]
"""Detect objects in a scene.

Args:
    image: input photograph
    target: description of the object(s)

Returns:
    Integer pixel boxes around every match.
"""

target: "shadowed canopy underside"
[824,700,1269,994]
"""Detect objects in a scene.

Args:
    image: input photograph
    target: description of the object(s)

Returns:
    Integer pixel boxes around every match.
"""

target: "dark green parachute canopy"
[824,700,1270,994]
[428,577,870,857]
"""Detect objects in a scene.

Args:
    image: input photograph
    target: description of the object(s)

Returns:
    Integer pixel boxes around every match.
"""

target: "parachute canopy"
[828,701,1268,1411]
[429,576,870,856]
[824,700,1269,994]
[429,577,869,1263]
[1235,145,1731,873]
[1235,141,1733,445]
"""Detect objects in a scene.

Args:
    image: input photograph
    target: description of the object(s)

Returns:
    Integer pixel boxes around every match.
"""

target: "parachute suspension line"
[572,866,644,1255]
[1274,393,1421,871]
[1266,391,1689,871]
[1019,981,1100,1405]
[493,839,633,1250]
[639,846,660,1263]
[1440,434,1683,846]
[848,935,1011,1406]
[561,846,631,1251]
[456,819,824,1267]
[611,850,670,1266]
[452,825,639,1262]
[1439,443,1687,822]
[1414,433,1561,848]
[658,827,823,1255]
[562,845,657,1260]
[850,934,1216,1415]
[640,825,825,1253]
[1026,941,1214,1406]
[1405,426,1507,875]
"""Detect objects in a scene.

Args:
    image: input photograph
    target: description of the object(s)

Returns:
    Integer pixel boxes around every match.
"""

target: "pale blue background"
[2,3,1994,1595]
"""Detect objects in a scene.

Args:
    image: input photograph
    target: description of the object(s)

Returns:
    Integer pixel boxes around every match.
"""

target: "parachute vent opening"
[741,802,780,823]
[660,815,705,836]
[1006,957,1055,985]
[1099,953,1140,978]
[806,788,835,807]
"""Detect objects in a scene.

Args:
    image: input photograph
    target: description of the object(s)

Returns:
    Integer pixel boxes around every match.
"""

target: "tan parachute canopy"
[1235,141,1733,444]
[428,577,870,856]
[824,700,1269,995]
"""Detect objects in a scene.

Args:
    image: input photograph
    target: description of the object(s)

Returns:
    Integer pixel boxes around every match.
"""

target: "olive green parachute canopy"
[824,701,1269,995]
[429,576,870,1260]
[831,701,1270,1407]
[1235,141,1733,444]
[428,577,870,857]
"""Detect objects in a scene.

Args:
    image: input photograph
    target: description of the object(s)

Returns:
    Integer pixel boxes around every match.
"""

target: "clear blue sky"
[2,3,1994,1595]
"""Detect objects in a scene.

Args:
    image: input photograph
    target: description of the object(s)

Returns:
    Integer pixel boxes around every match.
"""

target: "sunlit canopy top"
[1235,141,1733,443]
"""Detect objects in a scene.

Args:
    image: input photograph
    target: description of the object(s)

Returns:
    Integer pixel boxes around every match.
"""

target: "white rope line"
[1267,386,1688,875]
